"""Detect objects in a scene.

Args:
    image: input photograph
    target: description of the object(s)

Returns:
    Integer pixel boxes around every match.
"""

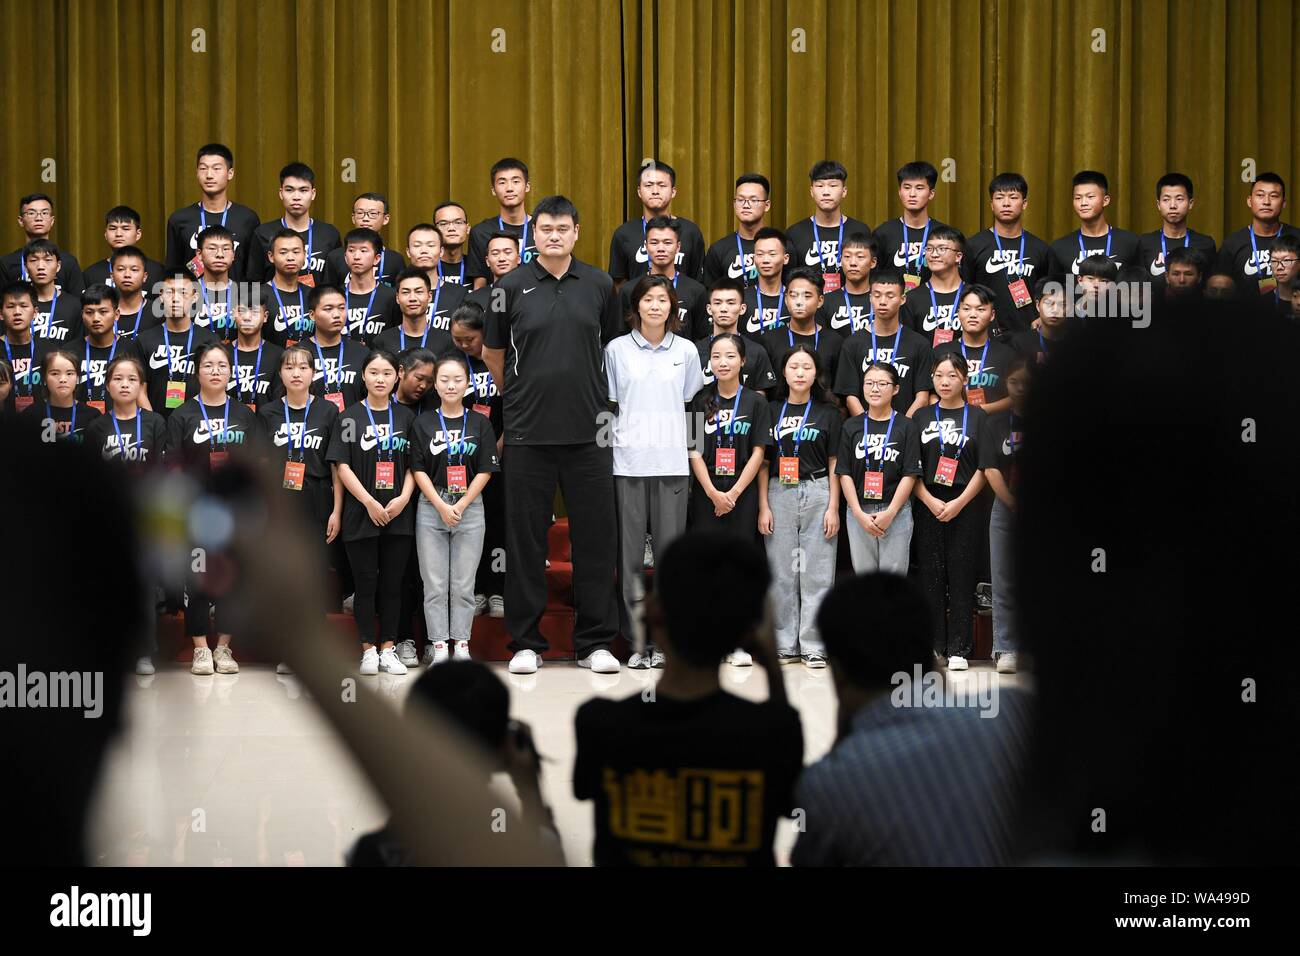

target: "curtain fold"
[0,0,1294,266]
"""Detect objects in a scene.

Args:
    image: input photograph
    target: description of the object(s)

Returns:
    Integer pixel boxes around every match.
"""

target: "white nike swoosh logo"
[522,287,537,294]
[148,353,171,370]
[273,426,316,447]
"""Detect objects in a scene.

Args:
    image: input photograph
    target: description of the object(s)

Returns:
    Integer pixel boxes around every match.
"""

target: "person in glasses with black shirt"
[433,202,472,287]
[324,193,407,288]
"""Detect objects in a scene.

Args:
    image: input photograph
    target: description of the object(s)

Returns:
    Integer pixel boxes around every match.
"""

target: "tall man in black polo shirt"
[164,143,261,282]
[481,195,624,676]
[607,160,706,289]
[468,158,538,289]
[1,193,83,292]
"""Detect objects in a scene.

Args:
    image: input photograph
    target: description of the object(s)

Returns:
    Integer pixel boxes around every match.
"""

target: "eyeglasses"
[200,362,230,372]
[435,218,467,228]
[863,381,894,391]
[354,209,385,221]
[925,244,959,254]
[1271,256,1298,267]
[22,209,53,220]
[733,197,766,207]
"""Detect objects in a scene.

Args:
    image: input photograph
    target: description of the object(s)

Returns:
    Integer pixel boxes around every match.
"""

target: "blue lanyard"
[936,403,969,459]
[364,400,395,461]
[1248,225,1280,269]
[1077,227,1113,260]
[867,411,896,473]
[871,324,902,363]
[929,281,963,328]
[500,216,529,260]
[350,284,380,333]
[992,228,1025,267]
[283,397,311,461]
[756,285,784,330]
[199,203,230,230]
[812,216,845,270]
[1037,329,1048,356]
[777,400,813,458]
[720,385,743,446]
[464,352,493,402]
[961,337,990,376]
[111,410,141,458]
[45,289,59,330]
[437,408,469,466]
[1008,411,1019,456]
[846,290,872,327]
[162,325,194,377]
[127,294,148,337]
[282,217,314,261]
[734,232,754,285]
[788,326,819,350]
[1160,229,1191,259]
[199,279,229,330]
[198,396,231,448]
[86,337,117,400]
[4,338,36,394]
[400,318,430,350]
[313,338,341,391]
[438,258,465,285]
[272,284,307,335]
[46,401,76,435]
[902,218,931,272]
[239,342,264,404]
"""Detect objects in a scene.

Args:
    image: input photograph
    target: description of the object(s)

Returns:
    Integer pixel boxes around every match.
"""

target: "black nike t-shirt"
[258,395,339,481]
[617,272,710,341]
[1135,229,1218,279]
[245,218,342,285]
[740,285,794,340]
[326,400,417,540]
[695,335,778,392]
[484,257,624,445]
[373,323,454,359]
[164,201,261,281]
[262,281,314,347]
[1011,325,1076,366]
[461,353,503,438]
[0,247,84,294]
[903,281,967,347]
[701,233,798,289]
[835,411,923,507]
[817,289,874,336]
[978,410,1023,491]
[933,337,1019,405]
[82,254,166,292]
[766,399,841,480]
[467,216,538,282]
[687,385,773,489]
[917,402,987,489]
[32,293,83,344]
[873,217,949,283]
[784,215,872,279]
[833,325,934,413]
[324,246,407,289]
[306,338,370,409]
[960,228,1059,338]
[2,336,52,407]
[342,281,398,346]
[760,326,842,392]
[133,322,221,418]
[164,397,262,474]
[1216,224,1300,294]
[19,400,101,445]
[195,280,238,342]
[83,408,168,469]
[229,341,285,410]
[608,216,707,283]
[573,691,803,868]
[114,297,163,340]
[69,337,129,407]
[1048,226,1142,276]
[436,257,472,288]
[409,407,501,491]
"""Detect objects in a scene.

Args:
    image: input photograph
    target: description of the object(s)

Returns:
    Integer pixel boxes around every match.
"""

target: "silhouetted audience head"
[817,574,933,693]
[408,661,509,775]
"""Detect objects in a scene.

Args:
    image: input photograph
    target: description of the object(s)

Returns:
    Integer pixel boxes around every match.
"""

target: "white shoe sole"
[509,655,541,674]
[579,657,621,674]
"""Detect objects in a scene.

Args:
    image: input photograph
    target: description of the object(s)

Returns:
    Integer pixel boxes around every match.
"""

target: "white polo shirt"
[604,328,705,476]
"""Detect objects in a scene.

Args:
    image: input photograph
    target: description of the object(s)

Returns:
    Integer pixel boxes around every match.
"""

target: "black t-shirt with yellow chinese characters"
[766,399,841,482]
[687,385,773,491]
[326,399,416,541]
[917,401,987,490]
[835,410,923,507]
[19,400,101,445]
[979,409,1024,493]
[573,690,803,867]
[408,407,500,493]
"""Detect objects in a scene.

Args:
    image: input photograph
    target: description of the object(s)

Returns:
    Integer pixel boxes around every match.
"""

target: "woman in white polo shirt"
[605,275,706,669]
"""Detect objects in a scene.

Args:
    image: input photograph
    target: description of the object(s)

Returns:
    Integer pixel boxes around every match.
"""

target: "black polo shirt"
[485,256,624,445]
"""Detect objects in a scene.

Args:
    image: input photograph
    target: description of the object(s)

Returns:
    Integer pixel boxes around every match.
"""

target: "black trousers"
[913,485,981,657]
[396,537,424,643]
[504,442,617,658]
[475,468,506,595]
[688,480,760,546]
[345,533,413,646]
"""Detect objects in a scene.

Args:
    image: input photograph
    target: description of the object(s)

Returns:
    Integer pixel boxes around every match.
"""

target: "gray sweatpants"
[845,499,914,576]
[615,475,689,647]
[416,495,486,644]
[764,477,834,657]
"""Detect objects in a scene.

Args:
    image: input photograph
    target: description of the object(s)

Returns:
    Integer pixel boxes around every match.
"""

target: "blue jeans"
[989,498,1017,655]
[416,495,486,644]
[765,478,835,657]
[845,499,914,576]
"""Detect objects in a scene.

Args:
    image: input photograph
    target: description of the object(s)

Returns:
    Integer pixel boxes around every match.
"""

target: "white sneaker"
[579,649,620,674]
[427,641,450,665]
[649,649,665,669]
[275,662,293,675]
[379,647,408,674]
[996,652,1018,674]
[396,640,419,666]
[191,647,214,676]
[474,594,487,617]
[342,593,355,614]
[726,649,753,667]
[359,647,379,675]
[628,652,651,669]
[135,656,155,676]
[453,640,471,662]
[509,649,540,674]
[947,655,969,671]
[488,595,505,618]
[212,645,239,674]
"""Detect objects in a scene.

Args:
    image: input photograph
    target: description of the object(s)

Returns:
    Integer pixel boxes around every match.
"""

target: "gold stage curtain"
[1,0,1296,267]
